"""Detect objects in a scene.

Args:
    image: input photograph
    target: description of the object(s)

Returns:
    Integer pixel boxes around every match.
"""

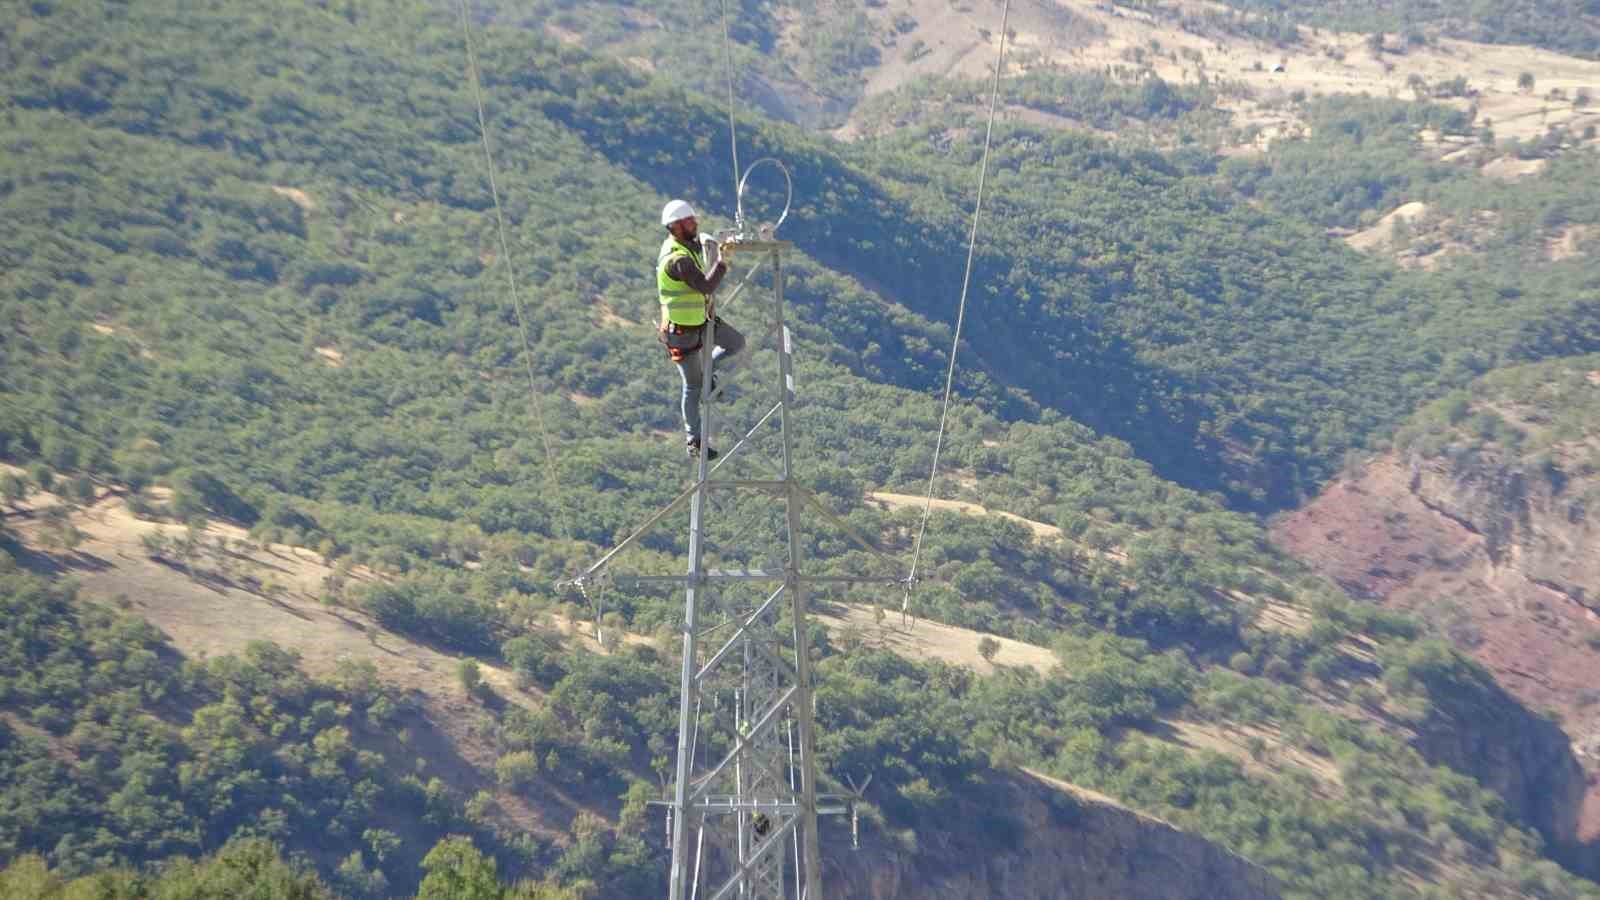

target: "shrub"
[457,658,482,696]
[495,750,541,790]
[503,632,567,687]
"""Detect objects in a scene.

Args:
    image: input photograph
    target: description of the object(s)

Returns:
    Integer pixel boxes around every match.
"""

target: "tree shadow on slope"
[533,70,1224,498]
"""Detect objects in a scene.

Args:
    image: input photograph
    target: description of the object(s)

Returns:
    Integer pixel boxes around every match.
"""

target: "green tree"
[458,659,483,697]
[147,838,332,898]
[27,463,53,494]
[977,635,1001,665]
[361,827,402,864]
[418,836,502,900]
[505,881,584,900]
[68,475,96,505]
[0,474,27,510]
[495,751,540,790]
[1519,70,1537,92]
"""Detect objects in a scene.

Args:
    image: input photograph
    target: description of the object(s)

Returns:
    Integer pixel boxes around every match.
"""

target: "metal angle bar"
[690,696,792,804]
[564,383,779,589]
[692,802,848,816]
[771,248,825,897]
[569,479,700,585]
[780,324,796,403]
[697,586,786,681]
[705,402,783,479]
[722,239,795,253]
[705,480,788,492]
[752,640,798,686]
[621,573,906,586]
[695,800,803,813]
[705,814,802,900]
[798,575,907,584]
[696,319,785,482]
[672,320,719,900]
[704,317,780,403]
[622,571,775,584]
[709,253,766,316]
[796,483,904,569]
[689,684,797,808]
[691,820,705,900]
[650,794,851,809]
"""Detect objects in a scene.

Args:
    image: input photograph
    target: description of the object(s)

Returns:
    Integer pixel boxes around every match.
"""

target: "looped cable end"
[736,158,794,238]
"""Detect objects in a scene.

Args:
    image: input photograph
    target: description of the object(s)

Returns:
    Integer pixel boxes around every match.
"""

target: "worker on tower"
[658,199,745,460]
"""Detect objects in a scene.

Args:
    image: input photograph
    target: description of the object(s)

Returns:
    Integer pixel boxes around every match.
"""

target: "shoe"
[687,440,719,461]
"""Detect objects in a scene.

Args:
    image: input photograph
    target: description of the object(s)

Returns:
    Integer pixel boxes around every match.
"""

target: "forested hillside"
[6,0,1600,897]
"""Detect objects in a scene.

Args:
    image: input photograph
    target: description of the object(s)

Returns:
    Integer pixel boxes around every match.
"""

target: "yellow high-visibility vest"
[657,236,709,327]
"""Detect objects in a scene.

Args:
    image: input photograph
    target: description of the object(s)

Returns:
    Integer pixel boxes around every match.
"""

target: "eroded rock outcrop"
[1409,445,1598,611]
[1272,443,1596,847]
[832,770,1280,899]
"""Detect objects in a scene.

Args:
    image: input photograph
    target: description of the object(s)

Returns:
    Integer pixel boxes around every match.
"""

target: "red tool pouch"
[662,323,704,363]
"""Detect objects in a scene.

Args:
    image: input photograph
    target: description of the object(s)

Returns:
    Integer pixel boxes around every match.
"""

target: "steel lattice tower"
[567,237,899,899]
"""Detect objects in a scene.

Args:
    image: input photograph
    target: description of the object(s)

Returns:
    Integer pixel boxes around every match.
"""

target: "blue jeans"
[675,318,745,445]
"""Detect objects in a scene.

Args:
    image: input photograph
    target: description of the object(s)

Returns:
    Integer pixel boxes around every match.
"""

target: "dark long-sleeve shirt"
[667,240,727,295]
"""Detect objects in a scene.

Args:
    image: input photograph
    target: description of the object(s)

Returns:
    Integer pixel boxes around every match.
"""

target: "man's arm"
[668,256,728,296]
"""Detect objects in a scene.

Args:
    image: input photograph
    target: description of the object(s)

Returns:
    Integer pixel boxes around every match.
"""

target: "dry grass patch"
[593,296,638,329]
[1162,717,1344,796]
[842,0,1600,153]
[1253,598,1312,635]
[1480,155,1548,180]
[866,490,1062,540]
[7,490,530,705]
[1345,201,1430,252]
[816,601,1057,674]
[270,185,316,212]
[2,488,595,839]
[1548,224,1595,261]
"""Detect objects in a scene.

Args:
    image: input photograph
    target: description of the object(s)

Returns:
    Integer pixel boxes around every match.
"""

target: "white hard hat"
[661,199,697,227]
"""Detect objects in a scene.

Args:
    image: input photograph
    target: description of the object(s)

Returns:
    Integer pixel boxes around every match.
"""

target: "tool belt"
[660,319,712,363]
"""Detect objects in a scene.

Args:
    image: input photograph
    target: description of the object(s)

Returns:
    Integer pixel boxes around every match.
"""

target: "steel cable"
[904,0,1012,613]
[458,0,572,544]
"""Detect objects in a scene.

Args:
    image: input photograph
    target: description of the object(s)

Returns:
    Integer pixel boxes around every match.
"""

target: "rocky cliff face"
[1409,444,1599,613]
[1272,445,1598,846]
[833,771,1280,900]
